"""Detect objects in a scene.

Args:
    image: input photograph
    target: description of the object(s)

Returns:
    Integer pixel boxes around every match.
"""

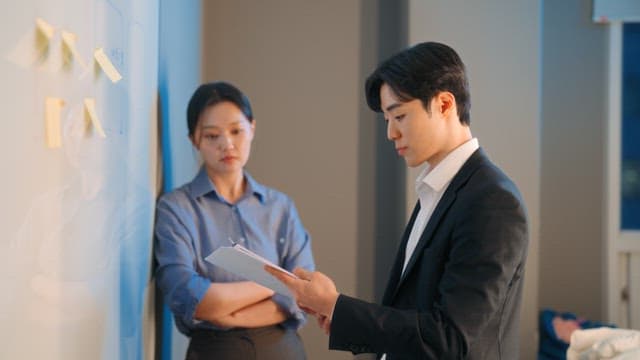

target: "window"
[621,23,640,230]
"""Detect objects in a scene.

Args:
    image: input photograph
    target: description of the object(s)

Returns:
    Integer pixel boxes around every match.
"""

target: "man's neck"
[428,126,473,168]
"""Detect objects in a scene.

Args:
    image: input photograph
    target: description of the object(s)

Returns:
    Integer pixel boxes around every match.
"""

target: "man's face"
[191,101,255,176]
[380,83,449,167]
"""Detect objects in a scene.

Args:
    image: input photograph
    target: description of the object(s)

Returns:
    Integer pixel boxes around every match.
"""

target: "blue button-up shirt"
[154,167,314,335]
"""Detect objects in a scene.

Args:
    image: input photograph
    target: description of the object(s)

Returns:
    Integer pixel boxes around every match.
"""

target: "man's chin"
[405,158,420,168]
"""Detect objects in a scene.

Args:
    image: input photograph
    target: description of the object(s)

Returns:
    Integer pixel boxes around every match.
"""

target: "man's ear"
[435,91,456,118]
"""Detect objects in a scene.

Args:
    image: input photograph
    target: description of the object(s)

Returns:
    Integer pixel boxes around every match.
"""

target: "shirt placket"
[230,204,249,248]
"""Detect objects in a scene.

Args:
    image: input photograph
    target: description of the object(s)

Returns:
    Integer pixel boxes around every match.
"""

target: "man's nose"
[387,121,399,140]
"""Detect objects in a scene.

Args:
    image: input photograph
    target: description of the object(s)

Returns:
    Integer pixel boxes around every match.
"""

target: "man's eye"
[205,134,219,140]
[231,128,243,135]
[395,114,406,121]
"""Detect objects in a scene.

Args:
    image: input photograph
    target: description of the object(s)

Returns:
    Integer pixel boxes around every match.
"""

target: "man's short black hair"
[365,42,471,125]
[187,81,254,137]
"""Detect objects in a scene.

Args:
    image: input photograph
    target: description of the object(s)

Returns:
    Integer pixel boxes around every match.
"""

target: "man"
[267,41,529,359]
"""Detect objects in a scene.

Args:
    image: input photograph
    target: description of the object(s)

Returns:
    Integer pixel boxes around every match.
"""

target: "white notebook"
[205,244,298,298]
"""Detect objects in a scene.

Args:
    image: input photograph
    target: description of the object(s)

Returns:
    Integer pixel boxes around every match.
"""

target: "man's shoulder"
[456,152,525,209]
[460,150,516,187]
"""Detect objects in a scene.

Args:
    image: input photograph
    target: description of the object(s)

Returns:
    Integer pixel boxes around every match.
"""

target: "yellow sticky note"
[35,17,55,40]
[93,47,122,83]
[83,98,106,138]
[61,30,87,69]
[45,97,65,148]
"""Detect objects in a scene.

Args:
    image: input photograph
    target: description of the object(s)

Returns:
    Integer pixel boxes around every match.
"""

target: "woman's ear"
[189,133,199,148]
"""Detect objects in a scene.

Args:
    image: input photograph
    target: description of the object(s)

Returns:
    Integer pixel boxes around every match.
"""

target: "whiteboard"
[0,0,158,359]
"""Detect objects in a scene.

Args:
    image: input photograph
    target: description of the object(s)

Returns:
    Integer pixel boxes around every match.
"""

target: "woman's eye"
[231,128,243,135]
[204,134,219,140]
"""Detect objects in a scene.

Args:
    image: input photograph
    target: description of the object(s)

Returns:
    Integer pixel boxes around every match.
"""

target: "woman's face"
[191,101,255,177]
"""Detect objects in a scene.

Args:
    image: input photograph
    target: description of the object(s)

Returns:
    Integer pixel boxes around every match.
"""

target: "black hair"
[186,81,254,137]
[365,42,471,125]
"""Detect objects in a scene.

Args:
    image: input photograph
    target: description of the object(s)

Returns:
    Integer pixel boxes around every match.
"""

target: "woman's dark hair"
[186,81,254,137]
[365,42,471,125]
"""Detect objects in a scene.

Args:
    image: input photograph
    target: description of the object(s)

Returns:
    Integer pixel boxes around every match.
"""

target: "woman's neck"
[207,170,245,204]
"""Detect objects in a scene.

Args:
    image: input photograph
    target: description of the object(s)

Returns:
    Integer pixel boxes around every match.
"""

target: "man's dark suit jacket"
[328,148,529,359]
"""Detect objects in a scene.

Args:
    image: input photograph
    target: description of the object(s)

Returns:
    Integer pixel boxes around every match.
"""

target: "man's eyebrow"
[385,102,402,112]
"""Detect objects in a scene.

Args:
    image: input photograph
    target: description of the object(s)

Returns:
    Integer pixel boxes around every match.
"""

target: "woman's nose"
[219,135,234,150]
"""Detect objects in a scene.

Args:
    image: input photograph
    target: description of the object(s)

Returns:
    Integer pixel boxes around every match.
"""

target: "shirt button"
[238,237,245,243]
[279,238,285,244]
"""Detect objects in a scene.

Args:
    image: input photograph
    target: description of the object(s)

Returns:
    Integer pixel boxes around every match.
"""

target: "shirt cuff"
[172,275,210,326]
[272,293,306,329]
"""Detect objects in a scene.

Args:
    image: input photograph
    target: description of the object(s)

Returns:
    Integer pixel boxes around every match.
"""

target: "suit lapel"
[397,190,456,287]
[387,148,487,302]
[381,202,420,305]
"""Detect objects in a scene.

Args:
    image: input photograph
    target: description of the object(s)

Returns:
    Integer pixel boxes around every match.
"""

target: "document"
[205,244,298,298]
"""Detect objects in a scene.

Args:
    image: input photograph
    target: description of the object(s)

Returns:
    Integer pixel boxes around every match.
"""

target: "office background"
[1,0,638,359]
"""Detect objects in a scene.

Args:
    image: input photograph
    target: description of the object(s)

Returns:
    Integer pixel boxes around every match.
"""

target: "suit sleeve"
[329,182,528,358]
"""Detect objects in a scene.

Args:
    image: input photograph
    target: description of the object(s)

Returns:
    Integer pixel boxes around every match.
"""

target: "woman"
[155,82,314,359]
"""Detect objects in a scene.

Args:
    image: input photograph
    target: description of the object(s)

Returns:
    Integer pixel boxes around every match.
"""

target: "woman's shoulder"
[256,186,305,221]
[261,184,290,199]
[256,185,295,210]
[156,182,194,209]
[245,173,292,204]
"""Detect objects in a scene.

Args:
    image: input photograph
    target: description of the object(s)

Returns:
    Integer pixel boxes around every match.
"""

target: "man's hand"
[265,266,339,320]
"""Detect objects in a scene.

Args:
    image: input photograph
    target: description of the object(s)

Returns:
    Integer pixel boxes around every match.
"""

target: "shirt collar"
[190,166,266,204]
[244,172,267,203]
[417,138,479,193]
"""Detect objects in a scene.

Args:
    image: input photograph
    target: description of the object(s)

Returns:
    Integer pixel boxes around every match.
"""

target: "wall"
[408,1,541,358]
[539,0,608,320]
[0,0,158,359]
[202,1,363,359]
